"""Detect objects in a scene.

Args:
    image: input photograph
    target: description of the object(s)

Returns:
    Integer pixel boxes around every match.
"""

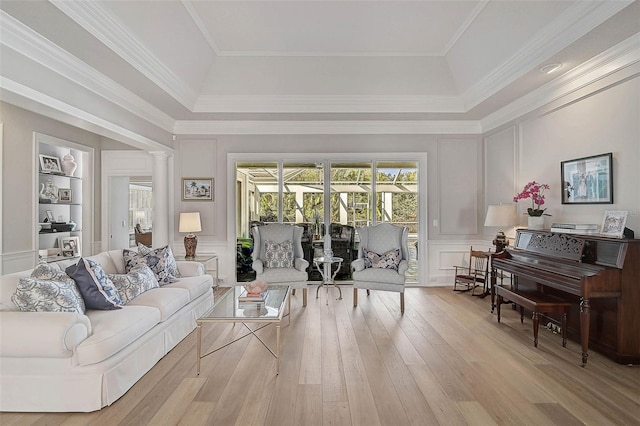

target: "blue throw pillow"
[66,258,122,310]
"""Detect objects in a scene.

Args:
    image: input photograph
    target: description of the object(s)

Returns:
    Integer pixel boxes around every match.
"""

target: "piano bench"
[495,285,572,348]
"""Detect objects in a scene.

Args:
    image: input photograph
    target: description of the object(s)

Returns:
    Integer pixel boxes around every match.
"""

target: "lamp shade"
[179,212,202,233]
[484,204,517,227]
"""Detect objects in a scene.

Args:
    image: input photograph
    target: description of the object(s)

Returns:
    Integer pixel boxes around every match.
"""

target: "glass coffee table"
[196,285,290,375]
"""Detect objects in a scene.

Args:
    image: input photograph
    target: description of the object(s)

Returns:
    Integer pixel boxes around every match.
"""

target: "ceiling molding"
[0,76,173,153]
[182,0,220,56]
[193,94,465,113]
[173,120,481,135]
[481,34,640,132]
[461,0,633,110]
[0,11,175,133]
[440,0,489,56]
[50,0,198,110]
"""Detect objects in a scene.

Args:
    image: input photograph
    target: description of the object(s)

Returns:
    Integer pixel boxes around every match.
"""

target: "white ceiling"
[0,0,638,145]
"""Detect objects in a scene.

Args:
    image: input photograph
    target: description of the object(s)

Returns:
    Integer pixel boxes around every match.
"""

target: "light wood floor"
[2,286,639,425]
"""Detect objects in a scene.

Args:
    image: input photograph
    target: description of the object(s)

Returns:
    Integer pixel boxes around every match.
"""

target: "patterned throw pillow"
[66,258,122,310]
[12,273,86,314]
[109,264,159,304]
[363,248,402,271]
[123,245,179,285]
[264,239,294,268]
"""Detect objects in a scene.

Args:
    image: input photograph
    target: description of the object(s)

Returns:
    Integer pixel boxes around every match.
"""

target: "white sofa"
[0,249,214,412]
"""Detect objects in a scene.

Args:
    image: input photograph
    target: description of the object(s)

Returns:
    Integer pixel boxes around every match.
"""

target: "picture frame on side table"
[600,210,628,238]
[39,154,62,174]
[561,153,613,204]
[182,178,214,201]
[58,188,72,203]
[58,236,80,257]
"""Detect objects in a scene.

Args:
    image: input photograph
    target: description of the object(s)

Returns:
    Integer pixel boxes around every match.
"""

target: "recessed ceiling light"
[539,63,562,74]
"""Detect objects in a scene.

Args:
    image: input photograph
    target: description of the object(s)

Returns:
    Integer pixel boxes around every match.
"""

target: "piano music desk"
[495,284,572,348]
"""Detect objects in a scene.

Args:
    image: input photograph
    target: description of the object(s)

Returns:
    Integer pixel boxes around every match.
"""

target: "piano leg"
[580,297,590,366]
[532,312,540,348]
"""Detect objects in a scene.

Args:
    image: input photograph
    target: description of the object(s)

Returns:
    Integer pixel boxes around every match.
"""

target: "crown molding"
[0,76,174,153]
[461,0,633,110]
[173,120,481,135]
[0,11,175,133]
[441,0,489,56]
[481,34,640,132]
[194,94,465,113]
[50,0,198,109]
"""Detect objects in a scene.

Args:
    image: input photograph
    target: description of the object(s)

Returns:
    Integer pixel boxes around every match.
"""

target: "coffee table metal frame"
[196,285,291,375]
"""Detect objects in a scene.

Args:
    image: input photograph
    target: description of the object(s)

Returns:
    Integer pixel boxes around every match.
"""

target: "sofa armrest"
[0,311,91,358]
[352,258,365,272]
[294,258,309,272]
[252,259,264,274]
[176,260,205,277]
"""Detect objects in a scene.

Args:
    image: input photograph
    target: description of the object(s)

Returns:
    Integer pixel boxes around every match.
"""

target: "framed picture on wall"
[182,178,214,201]
[561,153,613,204]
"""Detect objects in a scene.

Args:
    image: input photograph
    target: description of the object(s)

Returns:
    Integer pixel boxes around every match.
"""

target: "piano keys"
[491,229,640,366]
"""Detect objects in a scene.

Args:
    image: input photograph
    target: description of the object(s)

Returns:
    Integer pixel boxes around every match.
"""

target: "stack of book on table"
[238,289,268,303]
[550,223,600,234]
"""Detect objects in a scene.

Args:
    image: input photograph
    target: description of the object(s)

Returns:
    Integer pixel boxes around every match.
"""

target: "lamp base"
[184,234,198,259]
[493,231,508,253]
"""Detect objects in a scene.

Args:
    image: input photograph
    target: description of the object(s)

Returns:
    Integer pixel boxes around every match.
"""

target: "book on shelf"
[550,223,599,230]
[550,227,600,235]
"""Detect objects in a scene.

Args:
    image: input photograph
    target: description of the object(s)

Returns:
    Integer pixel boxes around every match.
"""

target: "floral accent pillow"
[123,245,179,285]
[12,272,85,314]
[264,239,294,268]
[363,248,401,271]
[66,258,122,310]
[109,264,159,304]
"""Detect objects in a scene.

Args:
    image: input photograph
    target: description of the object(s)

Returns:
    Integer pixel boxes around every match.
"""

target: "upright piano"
[491,229,640,366]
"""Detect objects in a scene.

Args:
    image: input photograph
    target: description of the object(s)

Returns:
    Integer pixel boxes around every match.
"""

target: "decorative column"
[150,151,170,247]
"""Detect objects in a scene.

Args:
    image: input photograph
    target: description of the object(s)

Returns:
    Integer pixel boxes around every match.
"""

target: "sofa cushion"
[11,276,86,314]
[123,246,179,285]
[109,264,159,305]
[84,251,119,275]
[163,275,212,301]
[138,244,181,278]
[66,259,122,310]
[264,239,294,268]
[77,305,160,366]
[363,247,401,271]
[127,287,190,322]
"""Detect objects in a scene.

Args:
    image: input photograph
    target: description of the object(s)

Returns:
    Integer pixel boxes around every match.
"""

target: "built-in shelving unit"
[35,133,93,263]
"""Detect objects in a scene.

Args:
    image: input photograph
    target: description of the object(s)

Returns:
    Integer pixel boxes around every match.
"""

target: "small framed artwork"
[182,178,214,201]
[561,153,613,204]
[39,154,62,174]
[58,236,80,257]
[45,210,55,223]
[600,210,628,238]
[61,249,75,258]
[58,188,72,203]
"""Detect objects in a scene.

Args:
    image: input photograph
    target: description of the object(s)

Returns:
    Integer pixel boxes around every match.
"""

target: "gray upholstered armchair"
[351,223,409,314]
[251,223,310,305]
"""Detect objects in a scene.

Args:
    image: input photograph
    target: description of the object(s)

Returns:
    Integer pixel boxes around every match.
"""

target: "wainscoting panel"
[427,240,492,285]
[1,250,37,274]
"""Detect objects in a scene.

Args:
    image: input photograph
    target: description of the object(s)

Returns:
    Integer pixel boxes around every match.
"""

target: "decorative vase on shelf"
[527,216,545,230]
[68,219,77,231]
[61,153,78,177]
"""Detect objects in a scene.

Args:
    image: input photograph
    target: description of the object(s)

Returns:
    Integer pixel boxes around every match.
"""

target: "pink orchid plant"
[513,181,551,217]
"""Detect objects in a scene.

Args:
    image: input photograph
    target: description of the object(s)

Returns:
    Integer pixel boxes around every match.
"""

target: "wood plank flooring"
[2,286,639,425]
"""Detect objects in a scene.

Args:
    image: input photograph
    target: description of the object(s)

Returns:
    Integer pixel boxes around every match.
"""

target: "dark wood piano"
[491,229,640,366]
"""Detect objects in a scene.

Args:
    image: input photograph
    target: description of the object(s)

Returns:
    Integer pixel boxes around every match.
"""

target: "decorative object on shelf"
[484,204,517,252]
[58,236,80,257]
[600,210,628,238]
[179,212,202,259]
[40,179,58,201]
[561,152,613,204]
[45,210,55,223]
[514,181,552,230]
[58,188,72,203]
[182,178,214,201]
[38,154,62,174]
[61,152,78,176]
[68,219,77,231]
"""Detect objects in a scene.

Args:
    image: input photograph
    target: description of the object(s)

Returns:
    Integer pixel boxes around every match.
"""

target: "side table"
[176,254,219,286]
[313,256,343,304]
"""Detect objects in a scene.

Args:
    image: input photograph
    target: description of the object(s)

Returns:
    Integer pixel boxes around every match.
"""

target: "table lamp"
[484,204,517,252]
[179,212,202,259]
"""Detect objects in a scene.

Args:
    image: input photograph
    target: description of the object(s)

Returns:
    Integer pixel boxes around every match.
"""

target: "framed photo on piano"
[561,153,613,204]
[600,210,628,238]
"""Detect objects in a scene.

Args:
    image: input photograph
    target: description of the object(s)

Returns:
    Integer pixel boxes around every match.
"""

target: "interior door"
[108,176,130,249]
